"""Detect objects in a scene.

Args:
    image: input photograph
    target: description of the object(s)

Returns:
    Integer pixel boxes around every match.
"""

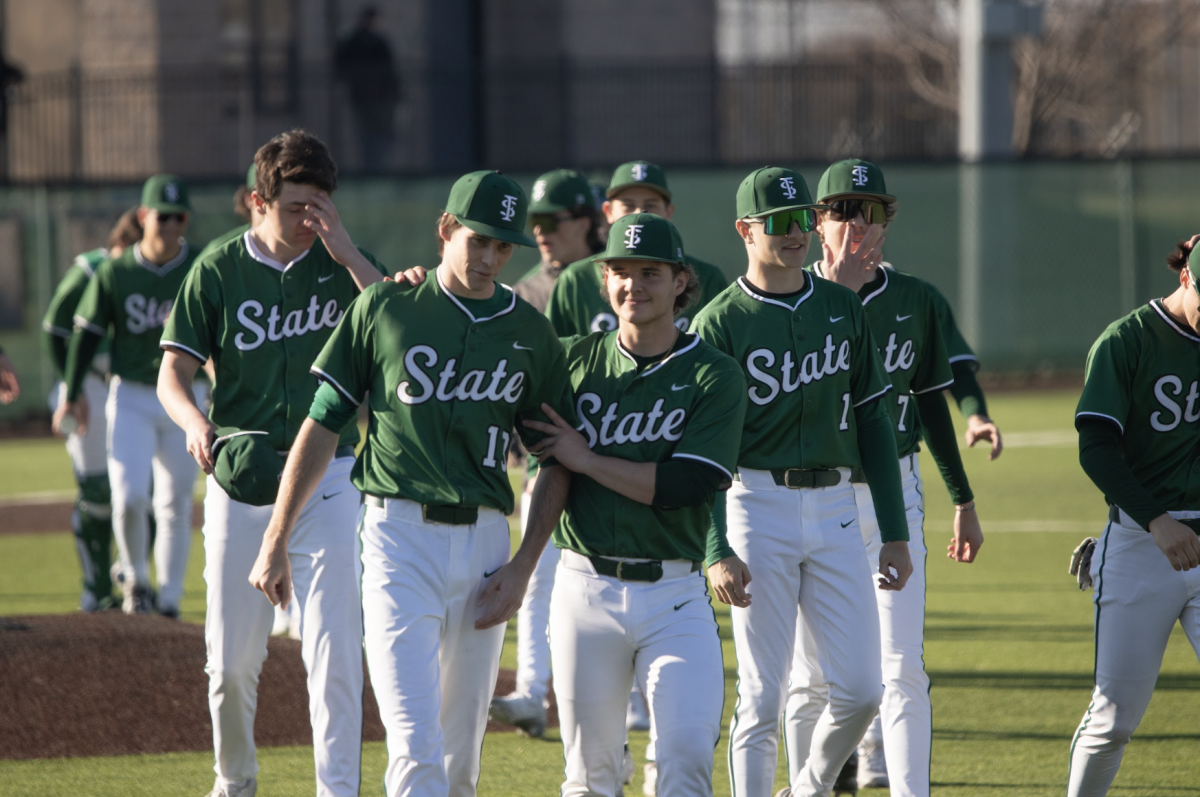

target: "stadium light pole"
[958,0,1042,369]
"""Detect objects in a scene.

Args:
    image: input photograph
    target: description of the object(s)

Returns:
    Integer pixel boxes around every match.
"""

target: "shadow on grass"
[928,670,1200,691]
[925,623,1093,643]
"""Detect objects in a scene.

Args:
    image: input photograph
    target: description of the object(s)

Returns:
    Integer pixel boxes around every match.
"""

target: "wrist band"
[956,502,976,512]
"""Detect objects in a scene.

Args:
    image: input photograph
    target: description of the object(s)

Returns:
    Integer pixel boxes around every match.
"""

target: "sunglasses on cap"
[827,199,887,225]
[529,213,575,234]
[155,212,187,224]
[754,208,818,235]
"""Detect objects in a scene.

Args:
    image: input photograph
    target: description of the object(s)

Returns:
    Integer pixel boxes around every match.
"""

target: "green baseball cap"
[445,171,536,247]
[1189,253,1200,297]
[607,161,671,201]
[142,174,191,213]
[212,428,283,506]
[589,180,607,211]
[817,159,896,203]
[736,167,819,219]
[599,213,685,265]
[529,169,594,214]
[245,163,257,190]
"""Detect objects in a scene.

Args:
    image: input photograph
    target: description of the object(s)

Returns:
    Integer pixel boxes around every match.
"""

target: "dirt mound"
[0,613,555,760]
[0,501,204,536]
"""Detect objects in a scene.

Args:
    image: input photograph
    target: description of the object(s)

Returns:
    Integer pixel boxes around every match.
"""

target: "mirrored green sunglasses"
[757,208,818,235]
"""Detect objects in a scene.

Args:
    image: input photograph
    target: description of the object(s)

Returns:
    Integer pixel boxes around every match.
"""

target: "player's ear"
[735,219,752,244]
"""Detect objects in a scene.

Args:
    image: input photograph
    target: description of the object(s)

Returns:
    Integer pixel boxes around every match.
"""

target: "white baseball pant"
[549,549,724,797]
[1067,509,1200,797]
[53,376,109,478]
[785,454,929,796]
[360,497,510,797]
[203,456,364,797]
[726,468,883,797]
[106,376,200,610]
[514,488,560,704]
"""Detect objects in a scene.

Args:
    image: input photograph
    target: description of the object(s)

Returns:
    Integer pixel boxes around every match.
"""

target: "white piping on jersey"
[133,240,190,275]
[614,333,701,378]
[853,383,893,408]
[160,339,207,365]
[242,231,312,273]
[1150,298,1200,343]
[812,260,890,305]
[72,314,107,337]
[947,353,980,364]
[911,376,955,395]
[74,249,106,278]
[735,274,814,311]
[1075,410,1125,435]
[435,271,517,323]
[672,451,734,482]
[43,321,72,338]
[311,366,359,406]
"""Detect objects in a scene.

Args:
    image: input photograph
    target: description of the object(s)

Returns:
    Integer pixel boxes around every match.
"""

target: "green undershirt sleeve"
[916,390,974,505]
[949,361,988,420]
[1077,417,1166,530]
[308,380,359,433]
[48,334,69,378]
[65,330,102,402]
[856,396,909,543]
[652,459,734,566]
[705,489,734,568]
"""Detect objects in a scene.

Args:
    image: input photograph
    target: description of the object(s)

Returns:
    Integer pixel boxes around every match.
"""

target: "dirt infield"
[0,613,555,760]
[0,500,204,536]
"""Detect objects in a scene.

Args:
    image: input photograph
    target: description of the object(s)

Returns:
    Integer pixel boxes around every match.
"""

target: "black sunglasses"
[156,212,187,224]
[826,199,887,225]
[528,213,575,234]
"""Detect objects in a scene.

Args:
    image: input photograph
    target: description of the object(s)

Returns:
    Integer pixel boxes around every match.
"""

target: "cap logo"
[164,183,179,202]
[779,176,797,200]
[851,165,870,187]
[624,224,643,249]
[532,180,546,201]
[500,195,518,222]
[632,164,648,181]
[576,193,585,205]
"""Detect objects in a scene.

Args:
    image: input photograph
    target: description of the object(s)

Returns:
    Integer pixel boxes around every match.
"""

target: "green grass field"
[2,388,1198,796]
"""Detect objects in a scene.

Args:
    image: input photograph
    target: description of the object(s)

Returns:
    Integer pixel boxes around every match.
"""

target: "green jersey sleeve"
[849,308,893,408]
[310,285,378,405]
[1076,324,1132,432]
[669,357,747,481]
[71,262,113,338]
[160,260,221,363]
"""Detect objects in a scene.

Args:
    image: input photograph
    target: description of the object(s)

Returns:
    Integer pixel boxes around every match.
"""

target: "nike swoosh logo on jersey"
[840,519,853,528]
[829,316,844,323]
[896,314,913,322]
[322,491,342,500]
[318,273,334,283]
[673,599,695,611]
[512,342,533,351]
[671,383,690,391]
[484,568,501,578]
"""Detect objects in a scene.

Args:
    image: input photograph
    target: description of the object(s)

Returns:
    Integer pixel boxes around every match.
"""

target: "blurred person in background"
[0,345,19,403]
[335,4,401,173]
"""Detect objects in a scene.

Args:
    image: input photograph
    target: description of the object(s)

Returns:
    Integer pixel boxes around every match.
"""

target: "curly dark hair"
[253,129,337,204]
[1166,238,1194,273]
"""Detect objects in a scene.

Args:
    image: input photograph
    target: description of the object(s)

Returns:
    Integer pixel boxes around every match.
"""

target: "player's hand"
[965,414,1002,460]
[947,504,984,563]
[56,395,90,436]
[708,556,752,607]
[1148,514,1200,571]
[475,558,533,629]
[389,266,428,285]
[0,352,20,404]
[303,193,358,265]
[524,403,595,473]
[249,529,293,609]
[185,416,218,475]
[878,540,912,591]
[822,221,885,280]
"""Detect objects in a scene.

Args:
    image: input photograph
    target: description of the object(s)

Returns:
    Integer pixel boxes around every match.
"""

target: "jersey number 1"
[482,425,511,472]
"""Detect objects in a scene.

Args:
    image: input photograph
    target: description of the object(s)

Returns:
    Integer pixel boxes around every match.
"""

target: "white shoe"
[489,693,547,738]
[643,762,658,796]
[857,735,888,788]
[205,778,256,797]
[626,690,650,732]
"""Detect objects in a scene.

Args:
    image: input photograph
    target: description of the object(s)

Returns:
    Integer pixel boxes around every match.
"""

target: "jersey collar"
[133,240,189,275]
[736,274,814,311]
[435,270,517,323]
[1150,298,1200,343]
[614,332,701,378]
[242,231,312,273]
[811,260,891,305]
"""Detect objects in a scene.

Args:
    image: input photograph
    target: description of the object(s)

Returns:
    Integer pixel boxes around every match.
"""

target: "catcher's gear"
[1069,537,1098,590]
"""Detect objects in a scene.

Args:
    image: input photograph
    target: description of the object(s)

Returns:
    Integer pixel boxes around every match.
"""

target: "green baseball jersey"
[917,275,977,369]
[197,223,250,261]
[553,332,747,562]
[546,253,729,336]
[161,233,386,451]
[43,249,112,365]
[691,275,892,470]
[811,264,953,457]
[1076,299,1200,510]
[72,243,197,385]
[310,275,576,515]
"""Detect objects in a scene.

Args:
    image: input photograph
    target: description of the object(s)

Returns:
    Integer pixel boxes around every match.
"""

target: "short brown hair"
[107,207,143,250]
[1166,238,1193,273]
[232,185,252,222]
[435,212,463,257]
[253,129,337,203]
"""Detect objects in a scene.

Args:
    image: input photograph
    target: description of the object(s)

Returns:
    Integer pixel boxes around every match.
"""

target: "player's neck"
[1161,286,1200,334]
[745,260,806,295]
[549,243,592,269]
[140,237,182,265]
[437,263,497,301]
[618,317,679,357]
[251,226,311,265]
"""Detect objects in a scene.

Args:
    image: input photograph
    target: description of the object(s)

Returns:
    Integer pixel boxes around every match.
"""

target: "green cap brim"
[597,253,682,265]
[606,182,671,201]
[458,217,536,248]
[743,203,825,219]
[818,190,896,204]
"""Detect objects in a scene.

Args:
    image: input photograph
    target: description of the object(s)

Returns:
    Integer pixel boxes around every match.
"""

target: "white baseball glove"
[1069,537,1098,590]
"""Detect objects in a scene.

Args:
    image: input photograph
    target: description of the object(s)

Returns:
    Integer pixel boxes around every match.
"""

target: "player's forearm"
[915,389,974,505]
[47,333,69,378]
[576,454,656,505]
[337,249,384,292]
[158,350,208,429]
[64,330,101,402]
[855,397,909,542]
[1078,418,1167,530]
[948,360,988,420]
[265,418,339,545]
[705,490,736,568]
[512,464,570,571]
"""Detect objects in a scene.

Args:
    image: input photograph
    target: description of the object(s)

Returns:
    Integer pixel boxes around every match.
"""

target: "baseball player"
[198,164,260,260]
[490,167,603,738]
[1065,234,1200,796]
[43,208,143,612]
[0,346,18,403]
[525,212,748,797]
[782,160,984,797]
[547,160,729,337]
[157,129,382,797]
[59,176,200,618]
[249,169,577,797]
[690,166,912,797]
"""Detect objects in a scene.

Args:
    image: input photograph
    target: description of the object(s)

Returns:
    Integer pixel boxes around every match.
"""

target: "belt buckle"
[615,561,627,580]
[421,505,438,524]
[783,468,803,489]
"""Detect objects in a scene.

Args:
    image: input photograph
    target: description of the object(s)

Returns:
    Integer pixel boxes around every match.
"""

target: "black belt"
[587,556,701,583]
[364,494,479,526]
[1109,505,1200,534]
[737,467,866,489]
